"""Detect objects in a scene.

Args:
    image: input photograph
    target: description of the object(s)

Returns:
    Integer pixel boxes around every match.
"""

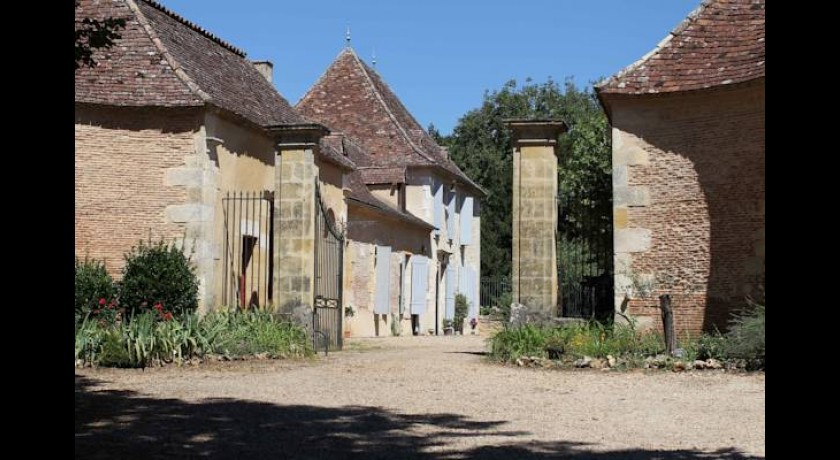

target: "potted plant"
[443,319,454,335]
[454,293,469,335]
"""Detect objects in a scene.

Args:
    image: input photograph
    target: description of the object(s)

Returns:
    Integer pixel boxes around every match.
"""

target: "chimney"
[441,146,450,159]
[252,60,273,83]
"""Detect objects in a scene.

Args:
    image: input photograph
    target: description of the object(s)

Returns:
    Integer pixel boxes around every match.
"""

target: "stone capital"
[267,123,329,149]
[504,119,568,149]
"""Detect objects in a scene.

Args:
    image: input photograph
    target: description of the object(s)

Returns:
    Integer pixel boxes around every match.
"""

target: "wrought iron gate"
[313,182,344,350]
[556,191,614,321]
[221,191,274,309]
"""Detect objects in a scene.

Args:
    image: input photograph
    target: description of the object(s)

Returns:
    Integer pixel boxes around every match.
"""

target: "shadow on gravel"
[445,351,488,356]
[76,374,762,459]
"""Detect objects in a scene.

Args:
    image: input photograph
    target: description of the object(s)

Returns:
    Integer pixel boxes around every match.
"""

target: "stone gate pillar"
[269,124,328,330]
[505,119,567,319]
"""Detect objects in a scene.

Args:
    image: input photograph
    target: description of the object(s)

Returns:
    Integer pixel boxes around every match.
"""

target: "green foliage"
[724,301,765,367]
[210,310,310,358]
[681,332,727,362]
[488,322,665,363]
[454,293,470,332]
[120,239,199,317]
[489,324,560,362]
[75,257,116,318]
[479,292,512,321]
[75,310,311,368]
[75,0,126,70]
[447,78,611,278]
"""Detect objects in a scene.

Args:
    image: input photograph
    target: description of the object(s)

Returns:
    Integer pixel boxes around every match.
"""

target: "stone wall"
[75,105,199,282]
[345,204,429,337]
[609,82,765,334]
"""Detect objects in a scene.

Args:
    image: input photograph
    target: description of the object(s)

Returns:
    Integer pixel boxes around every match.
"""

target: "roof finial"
[372,48,377,68]
[345,25,351,47]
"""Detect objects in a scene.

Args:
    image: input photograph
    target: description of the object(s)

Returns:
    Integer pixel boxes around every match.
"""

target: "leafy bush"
[210,310,310,358]
[75,309,311,368]
[75,257,116,318]
[454,293,470,332]
[724,301,765,368]
[493,292,513,321]
[489,324,558,362]
[120,239,199,317]
[488,321,666,363]
[682,332,727,361]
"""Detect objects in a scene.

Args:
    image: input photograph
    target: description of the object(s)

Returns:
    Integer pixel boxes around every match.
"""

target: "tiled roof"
[346,171,435,230]
[597,0,765,95]
[359,167,406,185]
[319,135,357,171]
[297,48,483,195]
[75,0,305,127]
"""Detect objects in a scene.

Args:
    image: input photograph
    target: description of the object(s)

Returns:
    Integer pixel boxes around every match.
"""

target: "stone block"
[165,204,214,223]
[615,228,652,253]
[164,167,203,187]
[614,208,629,229]
[614,186,650,207]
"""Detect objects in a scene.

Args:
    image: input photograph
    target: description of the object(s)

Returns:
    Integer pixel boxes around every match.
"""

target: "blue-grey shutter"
[446,189,456,240]
[444,265,456,320]
[398,260,406,314]
[433,180,443,235]
[467,267,479,318]
[374,245,391,314]
[460,196,473,245]
[410,256,428,315]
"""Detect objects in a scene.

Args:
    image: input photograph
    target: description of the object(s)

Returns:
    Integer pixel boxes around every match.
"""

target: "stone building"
[596,0,765,333]
[75,0,351,314]
[75,1,484,340]
[297,48,484,336]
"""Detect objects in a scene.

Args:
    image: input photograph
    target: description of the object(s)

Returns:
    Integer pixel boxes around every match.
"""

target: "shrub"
[120,239,199,317]
[75,257,116,319]
[682,332,727,361]
[489,324,560,362]
[488,321,667,363]
[493,292,513,321]
[454,293,470,332]
[724,300,765,368]
[210,310,311,358]
[74,309,311,368]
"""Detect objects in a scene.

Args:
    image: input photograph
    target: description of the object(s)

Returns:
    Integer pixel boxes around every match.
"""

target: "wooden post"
[659,294,676,355]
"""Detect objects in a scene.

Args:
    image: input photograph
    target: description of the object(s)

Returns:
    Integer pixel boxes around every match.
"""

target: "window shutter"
[374,245,391,314]
[460,196,473,245]
[444,265,456,320]
[410,256,429,315]
[446,189,456,240]
[433,181,443,235]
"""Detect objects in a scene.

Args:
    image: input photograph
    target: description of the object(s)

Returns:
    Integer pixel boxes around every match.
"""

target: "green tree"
[427,123,451,147]
[447,78,611,279]
[75,0,126,70]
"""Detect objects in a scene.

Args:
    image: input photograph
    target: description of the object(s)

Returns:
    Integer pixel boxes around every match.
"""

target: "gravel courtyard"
[75,335,764,459]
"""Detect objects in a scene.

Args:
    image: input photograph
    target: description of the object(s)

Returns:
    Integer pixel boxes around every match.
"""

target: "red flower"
[153,302,163,312]
[108,300,116,309]
[98,298,106,306]
[163,312,173,321]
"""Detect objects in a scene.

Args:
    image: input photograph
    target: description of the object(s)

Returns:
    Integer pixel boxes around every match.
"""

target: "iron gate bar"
[221,191,274,310]
[312,181,344,351]
[556,191,614,321]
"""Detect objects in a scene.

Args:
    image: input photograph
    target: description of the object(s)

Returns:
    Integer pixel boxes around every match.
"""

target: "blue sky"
[161,0,699,134]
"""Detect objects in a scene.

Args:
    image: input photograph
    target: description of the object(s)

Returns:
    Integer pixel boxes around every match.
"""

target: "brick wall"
[610,81,765,334]
[75,104,200,276]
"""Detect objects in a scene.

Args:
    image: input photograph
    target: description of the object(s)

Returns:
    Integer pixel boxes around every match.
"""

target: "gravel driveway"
[75,335,764,459]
